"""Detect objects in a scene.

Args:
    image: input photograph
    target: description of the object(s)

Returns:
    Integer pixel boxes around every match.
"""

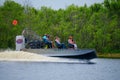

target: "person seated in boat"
[68,35,77,49]
[55,36,66,49]
[42,34,52,48]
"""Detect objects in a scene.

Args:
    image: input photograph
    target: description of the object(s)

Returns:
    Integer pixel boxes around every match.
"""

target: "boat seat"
[55,41,62,49]
[68,43,74,48]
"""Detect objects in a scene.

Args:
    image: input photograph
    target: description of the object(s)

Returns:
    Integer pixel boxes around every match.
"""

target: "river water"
[0,59,120,80]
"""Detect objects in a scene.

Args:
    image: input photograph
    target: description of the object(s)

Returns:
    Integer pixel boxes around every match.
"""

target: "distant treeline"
[0,0,120,53]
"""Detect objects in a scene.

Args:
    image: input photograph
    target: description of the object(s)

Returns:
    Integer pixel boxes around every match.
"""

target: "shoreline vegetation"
[98,53,120,59]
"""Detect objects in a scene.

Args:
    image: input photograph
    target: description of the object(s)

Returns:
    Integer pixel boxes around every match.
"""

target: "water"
[0,59,120,80]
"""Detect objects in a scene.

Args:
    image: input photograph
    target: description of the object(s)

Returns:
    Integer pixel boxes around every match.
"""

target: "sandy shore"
[0,51,60,62]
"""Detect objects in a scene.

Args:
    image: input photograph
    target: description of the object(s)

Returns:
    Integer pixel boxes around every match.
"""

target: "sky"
[1,0,104,10]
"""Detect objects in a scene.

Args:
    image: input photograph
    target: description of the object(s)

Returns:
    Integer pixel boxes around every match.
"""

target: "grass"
[97,53,120,59]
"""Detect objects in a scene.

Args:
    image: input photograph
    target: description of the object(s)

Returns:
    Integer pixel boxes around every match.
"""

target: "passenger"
[42,34,52,48]
[55,36,66,49]
[68,35,77,49]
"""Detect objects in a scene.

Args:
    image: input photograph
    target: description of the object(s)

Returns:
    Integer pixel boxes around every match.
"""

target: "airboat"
[16,28,97,60]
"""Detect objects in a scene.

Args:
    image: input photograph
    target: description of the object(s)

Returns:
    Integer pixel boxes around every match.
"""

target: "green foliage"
[0,0,120,53]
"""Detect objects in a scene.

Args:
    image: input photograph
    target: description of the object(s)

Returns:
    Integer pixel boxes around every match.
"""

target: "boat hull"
[24,49,97,60]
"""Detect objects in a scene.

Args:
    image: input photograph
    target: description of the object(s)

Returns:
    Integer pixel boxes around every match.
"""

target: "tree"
[0,0,24,48]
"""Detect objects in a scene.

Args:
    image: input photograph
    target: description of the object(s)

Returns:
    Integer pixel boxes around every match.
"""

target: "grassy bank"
[97,53,120,59]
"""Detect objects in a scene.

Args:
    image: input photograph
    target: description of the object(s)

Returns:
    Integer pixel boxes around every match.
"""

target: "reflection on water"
[0,59,120,80]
